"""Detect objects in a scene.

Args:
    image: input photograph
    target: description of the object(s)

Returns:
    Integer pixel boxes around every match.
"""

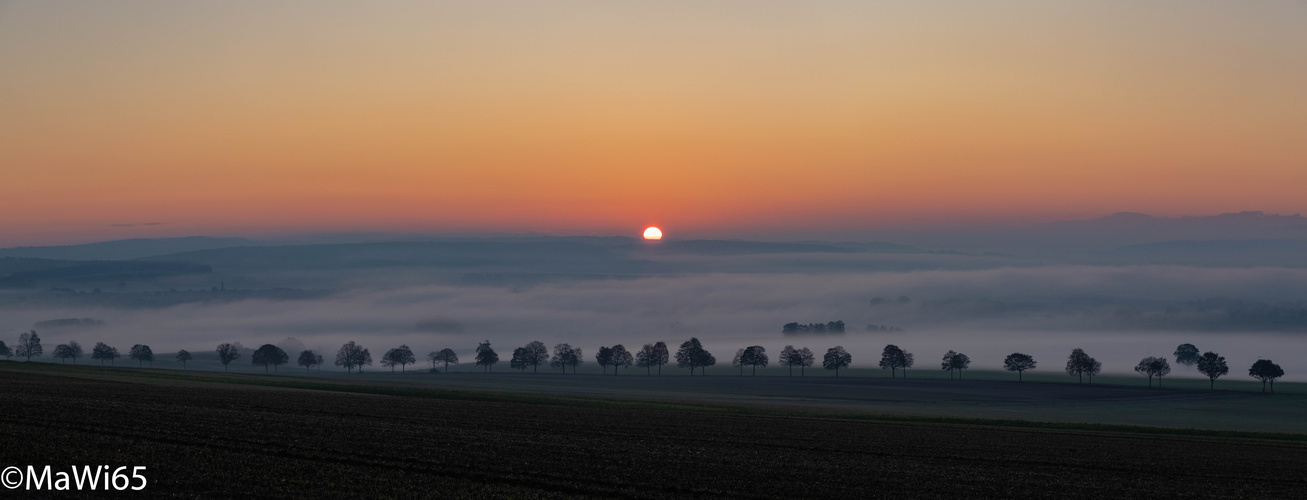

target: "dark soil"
[1,369,1304,498]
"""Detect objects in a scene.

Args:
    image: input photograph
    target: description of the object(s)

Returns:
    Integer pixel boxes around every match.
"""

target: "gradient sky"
[2,1,1306,245]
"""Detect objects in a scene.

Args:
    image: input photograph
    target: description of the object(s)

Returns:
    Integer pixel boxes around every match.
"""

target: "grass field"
[43,356,1307,434]
[2,361,1307,497]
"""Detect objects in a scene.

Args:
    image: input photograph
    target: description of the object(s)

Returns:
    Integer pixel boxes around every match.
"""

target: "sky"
[3,1,1307,246]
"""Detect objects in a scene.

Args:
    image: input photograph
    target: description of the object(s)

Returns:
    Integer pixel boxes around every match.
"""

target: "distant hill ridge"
[0,236,255,261]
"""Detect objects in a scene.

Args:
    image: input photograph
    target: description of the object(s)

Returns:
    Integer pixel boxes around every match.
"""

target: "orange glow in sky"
[2,2,1307,245]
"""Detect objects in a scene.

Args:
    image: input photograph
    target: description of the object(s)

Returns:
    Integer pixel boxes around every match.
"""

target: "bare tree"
[430,348,459,372]
[675,338,714,376]
[522,341,550,373]
[54,341,82,364]
[797,347,815,376]
[298,350,319,373]
[595,346,614,374]
[732,348,746,376]
[335,341,371,373]
[779,345,800,376]
[176,349,192,369]
[252,344,289,373]
[1196,351,1229,390]
[475,340,498,372]
[1248,359,1285,393]
[92,342,120,365]
[610,344,633,375]
[740,345,768,376]
[1004,353,1036,381]
[16,330,42,362]
[636,342,670,375]
[550,343,582,374]
[1134,356,1171,388]
[129,344,154,367]
[1085,357,1102,384]
[216,343,241,371]
[941,351,971,379]
[822,346,851,376]
[1174,344,1200,368]
[878,345,913,378]
[510,347,529,372]
[382,344,416,372]
[1065,348,1094,384]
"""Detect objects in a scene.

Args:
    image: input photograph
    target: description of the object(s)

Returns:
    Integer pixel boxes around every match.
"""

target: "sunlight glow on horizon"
[2,1,1306,246]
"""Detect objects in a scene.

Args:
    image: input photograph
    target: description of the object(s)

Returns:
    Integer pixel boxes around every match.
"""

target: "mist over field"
[7,250,1307,379]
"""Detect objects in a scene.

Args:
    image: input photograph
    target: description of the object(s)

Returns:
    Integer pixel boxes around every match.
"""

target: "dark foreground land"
[2,363,1305,498]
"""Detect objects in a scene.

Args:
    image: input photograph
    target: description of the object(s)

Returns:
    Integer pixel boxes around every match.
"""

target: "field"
[2,362,1306,498]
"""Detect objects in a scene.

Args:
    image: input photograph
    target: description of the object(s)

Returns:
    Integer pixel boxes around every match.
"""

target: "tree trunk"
[1019,371,1023,382]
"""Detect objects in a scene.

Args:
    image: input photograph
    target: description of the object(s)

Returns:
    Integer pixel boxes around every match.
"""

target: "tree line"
[1,331,1289,392]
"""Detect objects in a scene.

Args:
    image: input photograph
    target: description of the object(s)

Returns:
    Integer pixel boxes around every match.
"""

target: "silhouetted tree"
[335,341,371,373]
[779,345,800,376]
[252,344,289,373]
[176,349,192,369]
[1004,353,1036,381]
[878,345,913,378]
[1248,359,1284,393]
[595,346,614,374]
[129,344,154,367]
[823,346,851,376]
[216,343,241,371]
[92,342,119,365]
[510,347,529,372]
[941,350,971,379]
[1085,357,1102,384]
[732,348,746,375]
[298,350,319,372]
[740,345,768,376]
[54,341,82,364]
[16,330,42,362]
[550,343,582,374]
[1196,351,1229,390]
[675,338,715,376]
[636,342,670,375]
[1065,348,1095,384]
[521,341,550,373]
[610,344,633,374]
[475,340,499,372]
[797,347,815,376]
[0,341,9,360]
[1134,356,1171,388]
[315,353,324,371]
[381,344,416,372]
[1174,344,1200,368]
[430,348,459,372]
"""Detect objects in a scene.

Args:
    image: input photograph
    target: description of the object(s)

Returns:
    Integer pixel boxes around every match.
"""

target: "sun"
[643,226,663,240]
